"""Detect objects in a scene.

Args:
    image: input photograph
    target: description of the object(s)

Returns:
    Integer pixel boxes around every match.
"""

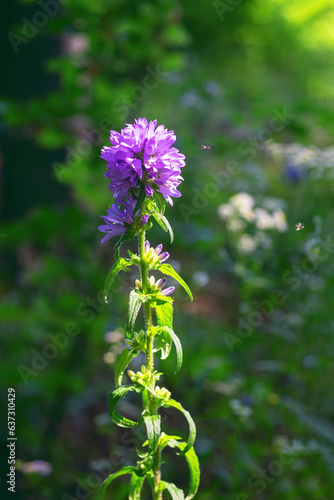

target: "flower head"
[98,197,147,244]
[101,118,185,205]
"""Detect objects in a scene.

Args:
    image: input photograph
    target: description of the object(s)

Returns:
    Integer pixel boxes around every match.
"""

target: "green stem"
[138,230,162,500]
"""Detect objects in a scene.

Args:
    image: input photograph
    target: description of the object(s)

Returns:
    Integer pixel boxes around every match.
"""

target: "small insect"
[201,144,211,150]
[295,222,304,231]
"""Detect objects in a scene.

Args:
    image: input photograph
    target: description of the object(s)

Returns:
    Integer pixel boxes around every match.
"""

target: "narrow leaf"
[127,290,143,338]
[153,191,166,214]
[109,386,138,428]
[103,261,122,303]
[129,472,145,500]
[152,211,174,243]
[104,257,132,303]
[158,436,200,500]
[177,444,200,500]
[115,348,138,387]
[158,264,193,301]
[155,329,173,360]
[155,301,173,329]
[163,399,196,455]
[161,327,183,373]
[143,414,161,453]
[98,466,139,500]
[159,481,185,500]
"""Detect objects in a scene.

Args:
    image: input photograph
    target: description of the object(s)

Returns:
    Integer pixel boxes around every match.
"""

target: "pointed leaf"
[115,348,139,387]
[152,211,174,243]
[158,436,200,499]
[177,444,200,500]
[104,257,132,303]
[158,264,193,301]
[127,290,144,338]
[163,399,196,455]
[109,386,138,428]
[155,329,173,360]
[155,301,173,329]
[98,466,139,500]
[161,327,183,373]
[143,414,161,453]
[159,481,185,500]
[153,191,166,214]
[129,472,145,500]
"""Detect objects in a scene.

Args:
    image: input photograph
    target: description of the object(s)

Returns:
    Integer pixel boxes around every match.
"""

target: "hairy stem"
[138,230,162,500]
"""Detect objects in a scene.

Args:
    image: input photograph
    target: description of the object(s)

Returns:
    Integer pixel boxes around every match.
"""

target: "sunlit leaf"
[163,399,196,455]
[109,386,138,428]
[158,264,193,301]
[115,348,139,387]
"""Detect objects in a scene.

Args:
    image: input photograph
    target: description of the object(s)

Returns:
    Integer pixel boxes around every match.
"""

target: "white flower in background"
[227,218,246,232]
[218,203,235,219]
[272,209,288,232]
[230,192,255,221]
[237,234,257,254]
[254,208,274,229]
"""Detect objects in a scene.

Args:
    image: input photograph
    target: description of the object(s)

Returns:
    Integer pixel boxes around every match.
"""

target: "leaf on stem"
[159,326,183,373]
[115,348,139,387]
[151,211,174,243]
[143,413,161,453]
[109,386,138,428]
[98,466,140,500]
[127,290,144,338]
[158,264,193,301]
[153,191,166,214]
[104,257,132,303]
[129,472,146,500]
[155,301,173,329]
[163,399,196,455]
[159,481,185,500]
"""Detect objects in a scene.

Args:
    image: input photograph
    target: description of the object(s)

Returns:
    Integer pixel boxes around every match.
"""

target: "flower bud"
[161,286,175,296]
[156,278,167,289]
[158,252,169,262]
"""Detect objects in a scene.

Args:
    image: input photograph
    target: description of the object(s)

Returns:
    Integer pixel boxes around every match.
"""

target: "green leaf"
[153,191,166,214]
[159,481,185,500]
[109,386,138,428]
[160,326,183,373]
[159,436,200,500]
[158,264,193,301]
[155,301,173,329]
[98,466,139,500]
[127,290,144,338]
[155,329,173,360]
[177,444,200,500]
[115,348,138,387]
[133,183,147,214]
[143,413,161,453]
[152,211,174,243]
[163,399,196,455]
[104,257,132,303]
[129,472,145,500]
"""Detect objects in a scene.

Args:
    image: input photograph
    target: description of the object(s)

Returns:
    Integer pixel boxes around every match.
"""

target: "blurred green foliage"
[2,0,334,499]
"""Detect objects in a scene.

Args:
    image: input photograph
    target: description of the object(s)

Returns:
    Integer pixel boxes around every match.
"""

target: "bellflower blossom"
[101,118,185,205]
[98,197,148,244]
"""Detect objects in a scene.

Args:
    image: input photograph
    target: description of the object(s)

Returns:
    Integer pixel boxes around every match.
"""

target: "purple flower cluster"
[99,118,185,243]
[98,197,148,244]
[101,118,185,204]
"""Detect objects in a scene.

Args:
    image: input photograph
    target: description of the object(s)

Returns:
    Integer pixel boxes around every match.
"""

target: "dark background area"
[1,0,334,499]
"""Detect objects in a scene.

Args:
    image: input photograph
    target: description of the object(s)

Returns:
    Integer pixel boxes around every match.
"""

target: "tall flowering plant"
[97,119,200,500]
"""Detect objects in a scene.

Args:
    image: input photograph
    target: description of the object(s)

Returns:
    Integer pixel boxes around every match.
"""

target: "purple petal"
[161,286,175,296]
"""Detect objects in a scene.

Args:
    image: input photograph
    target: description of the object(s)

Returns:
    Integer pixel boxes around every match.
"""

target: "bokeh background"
[2,0,334,499]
